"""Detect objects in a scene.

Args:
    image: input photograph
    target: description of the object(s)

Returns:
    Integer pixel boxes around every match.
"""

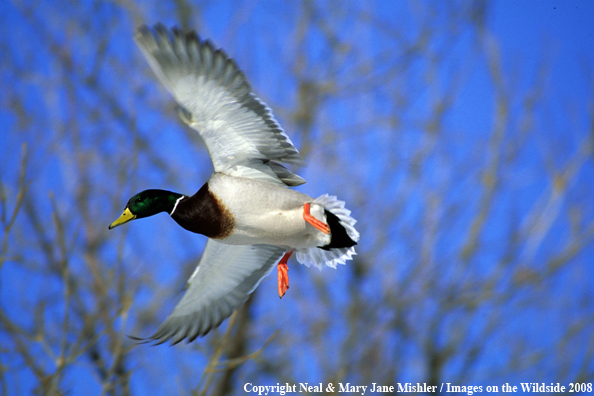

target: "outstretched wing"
[145,240,285,344]
[135,24,305,186]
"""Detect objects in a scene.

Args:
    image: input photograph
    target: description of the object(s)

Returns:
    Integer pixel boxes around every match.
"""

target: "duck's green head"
[108,189,184,230]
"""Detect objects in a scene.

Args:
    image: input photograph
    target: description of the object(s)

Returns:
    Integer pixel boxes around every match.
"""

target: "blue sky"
[1,0,594,394]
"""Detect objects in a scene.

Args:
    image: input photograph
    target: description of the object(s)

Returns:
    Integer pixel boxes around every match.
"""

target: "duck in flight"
[109,24,359,344]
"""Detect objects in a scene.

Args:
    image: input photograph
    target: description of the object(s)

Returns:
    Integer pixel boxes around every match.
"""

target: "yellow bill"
[108,207,136,229]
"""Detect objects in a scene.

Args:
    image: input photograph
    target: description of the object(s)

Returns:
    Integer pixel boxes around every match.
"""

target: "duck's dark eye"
[135,198,142,203]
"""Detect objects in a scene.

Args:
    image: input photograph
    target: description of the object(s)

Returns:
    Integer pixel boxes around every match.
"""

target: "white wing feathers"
[134,24,305,186]
[146,240,285,344]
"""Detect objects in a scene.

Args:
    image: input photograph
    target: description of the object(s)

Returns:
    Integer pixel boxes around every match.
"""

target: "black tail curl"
[320,210,358,251]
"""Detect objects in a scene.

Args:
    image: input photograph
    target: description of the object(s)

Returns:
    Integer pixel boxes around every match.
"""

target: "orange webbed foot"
[303,203,331,234]
[277,250,293,298]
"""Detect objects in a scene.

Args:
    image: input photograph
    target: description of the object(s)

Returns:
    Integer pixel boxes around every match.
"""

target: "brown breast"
[171,182,235,239]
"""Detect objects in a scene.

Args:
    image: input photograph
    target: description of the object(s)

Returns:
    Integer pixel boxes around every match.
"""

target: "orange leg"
[277,250,293,298]
[303,203,331,234]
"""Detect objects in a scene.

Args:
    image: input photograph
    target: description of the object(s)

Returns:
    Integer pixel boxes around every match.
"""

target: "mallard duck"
[109,24,359,344]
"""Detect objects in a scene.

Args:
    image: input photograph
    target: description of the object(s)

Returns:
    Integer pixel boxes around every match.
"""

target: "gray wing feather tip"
[145,312,226,345]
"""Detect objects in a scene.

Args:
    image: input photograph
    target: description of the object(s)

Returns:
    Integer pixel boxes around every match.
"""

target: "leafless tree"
[1,1,593,395]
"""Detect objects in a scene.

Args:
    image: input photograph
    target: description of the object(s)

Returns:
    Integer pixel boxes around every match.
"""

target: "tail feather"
[295,194,360,269]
